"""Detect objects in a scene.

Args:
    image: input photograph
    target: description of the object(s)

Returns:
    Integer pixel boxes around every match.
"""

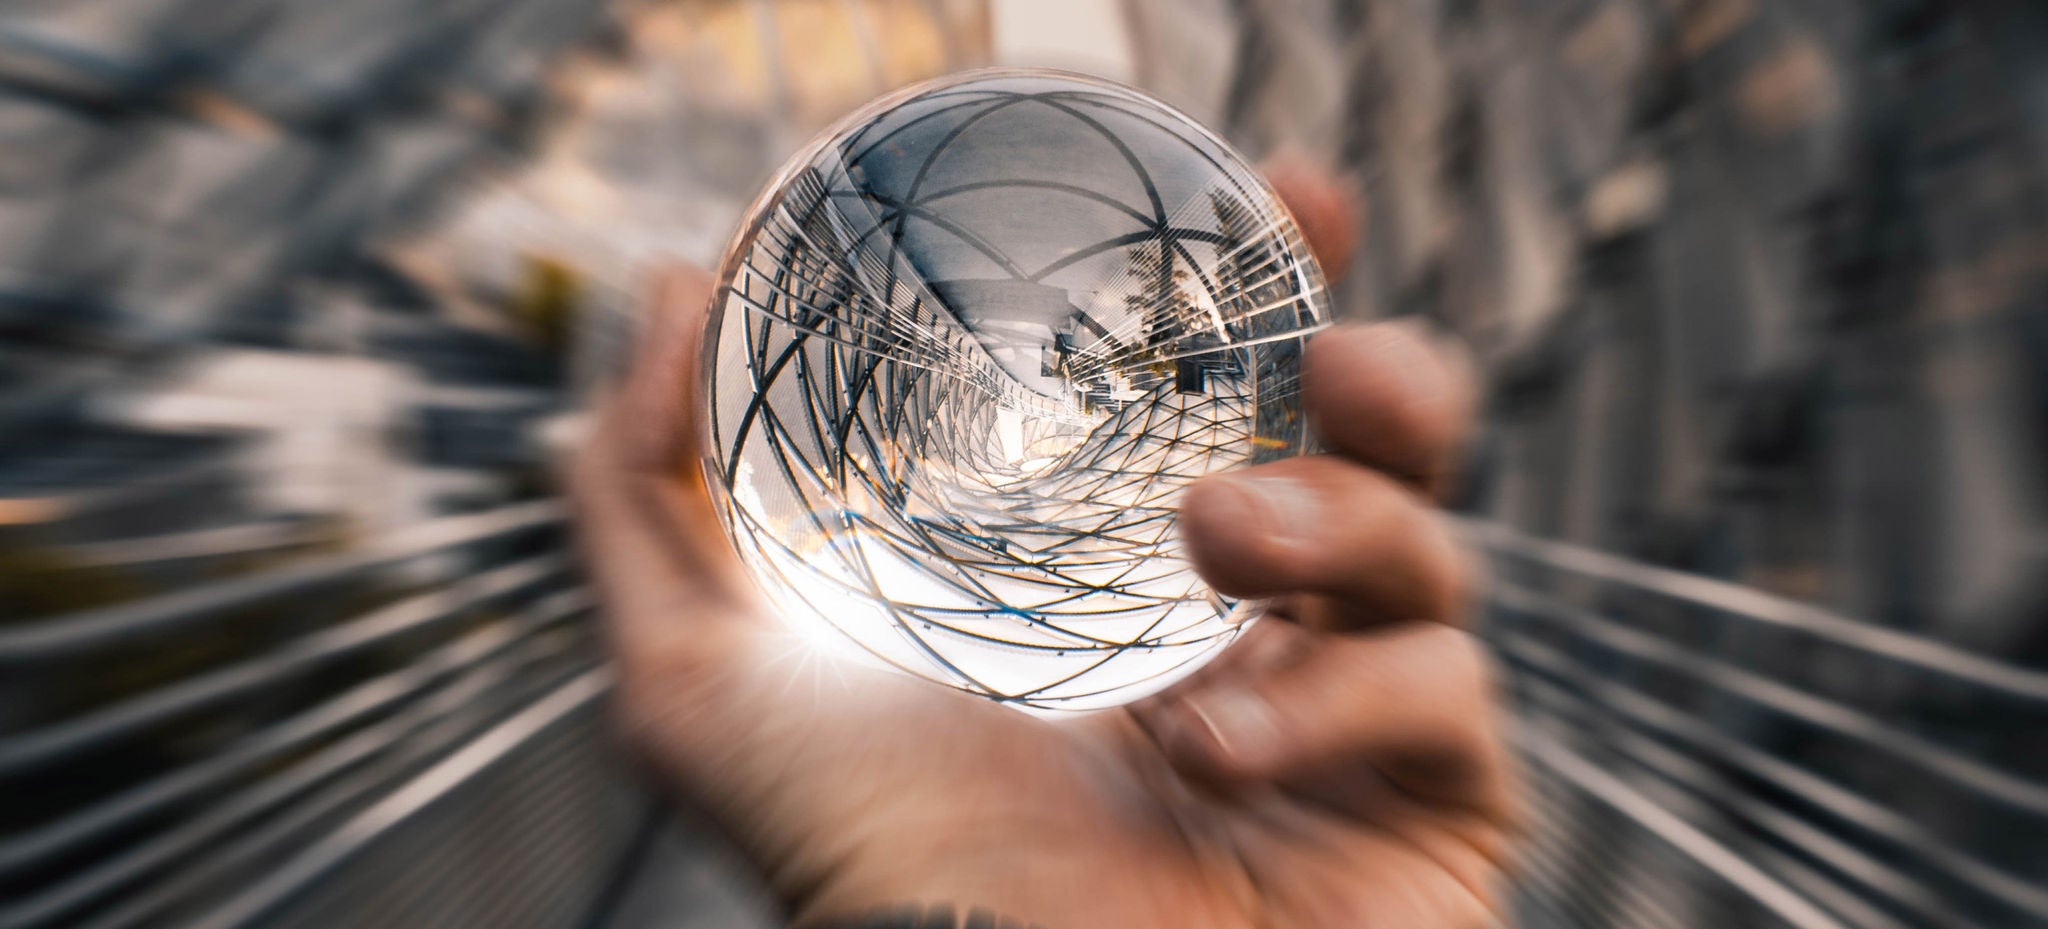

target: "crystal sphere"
[704,69,1330,712]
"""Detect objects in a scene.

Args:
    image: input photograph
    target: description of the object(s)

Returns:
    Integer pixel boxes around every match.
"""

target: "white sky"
[988,0,1134,82]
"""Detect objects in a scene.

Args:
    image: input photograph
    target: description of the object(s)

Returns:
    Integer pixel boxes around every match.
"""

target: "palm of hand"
[615,623,1502,929]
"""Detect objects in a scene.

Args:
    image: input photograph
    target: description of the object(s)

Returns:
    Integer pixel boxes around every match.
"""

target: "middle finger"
[1301,320,1476,496]
[1180,455,1470,629]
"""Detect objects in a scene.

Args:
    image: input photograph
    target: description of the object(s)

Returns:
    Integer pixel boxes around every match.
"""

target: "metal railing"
[0,503,622,929]
[1465,520,2048,929]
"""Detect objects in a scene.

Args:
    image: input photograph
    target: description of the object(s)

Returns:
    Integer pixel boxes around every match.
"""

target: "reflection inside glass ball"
[705,70,1330,711]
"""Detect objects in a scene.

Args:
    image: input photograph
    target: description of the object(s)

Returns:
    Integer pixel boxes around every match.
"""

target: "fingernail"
[1186,689,1282,765]
[1366,319,1452,405]
[1235,474,1318,550]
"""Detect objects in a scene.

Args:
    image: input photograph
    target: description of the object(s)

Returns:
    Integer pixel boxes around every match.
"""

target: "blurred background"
[1,1,2044,927]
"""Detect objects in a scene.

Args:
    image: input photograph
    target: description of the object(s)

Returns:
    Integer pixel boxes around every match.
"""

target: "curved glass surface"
[705,69,1330,711]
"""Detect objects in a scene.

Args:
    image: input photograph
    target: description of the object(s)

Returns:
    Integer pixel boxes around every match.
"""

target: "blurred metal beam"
[1459,517,2048,704]
[0,501,562,660]
[188,667,615,929]
[1514,724,1856,929]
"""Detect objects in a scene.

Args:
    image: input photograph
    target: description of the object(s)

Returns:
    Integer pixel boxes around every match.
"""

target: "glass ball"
[704,69,1331,712]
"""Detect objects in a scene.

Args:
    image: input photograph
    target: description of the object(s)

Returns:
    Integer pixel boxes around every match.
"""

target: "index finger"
[1263,153,1360,284]
[1302,320,1477,496]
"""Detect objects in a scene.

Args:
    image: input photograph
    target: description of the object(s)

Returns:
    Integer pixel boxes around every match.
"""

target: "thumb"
[569,265,760,673]
[620,265,719,471]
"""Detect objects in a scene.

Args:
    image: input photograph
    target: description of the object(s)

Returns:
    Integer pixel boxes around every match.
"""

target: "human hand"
[569,162,1514,929]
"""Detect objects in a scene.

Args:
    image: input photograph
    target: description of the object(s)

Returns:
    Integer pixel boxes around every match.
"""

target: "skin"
[568,164,1518,929]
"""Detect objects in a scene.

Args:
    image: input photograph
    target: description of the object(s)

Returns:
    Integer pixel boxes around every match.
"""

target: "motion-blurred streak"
[1,1,2045,928]
[0,0,629,927]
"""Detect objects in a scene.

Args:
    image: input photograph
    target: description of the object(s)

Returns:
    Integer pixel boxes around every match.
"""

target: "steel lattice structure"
[706,72,1329,710]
